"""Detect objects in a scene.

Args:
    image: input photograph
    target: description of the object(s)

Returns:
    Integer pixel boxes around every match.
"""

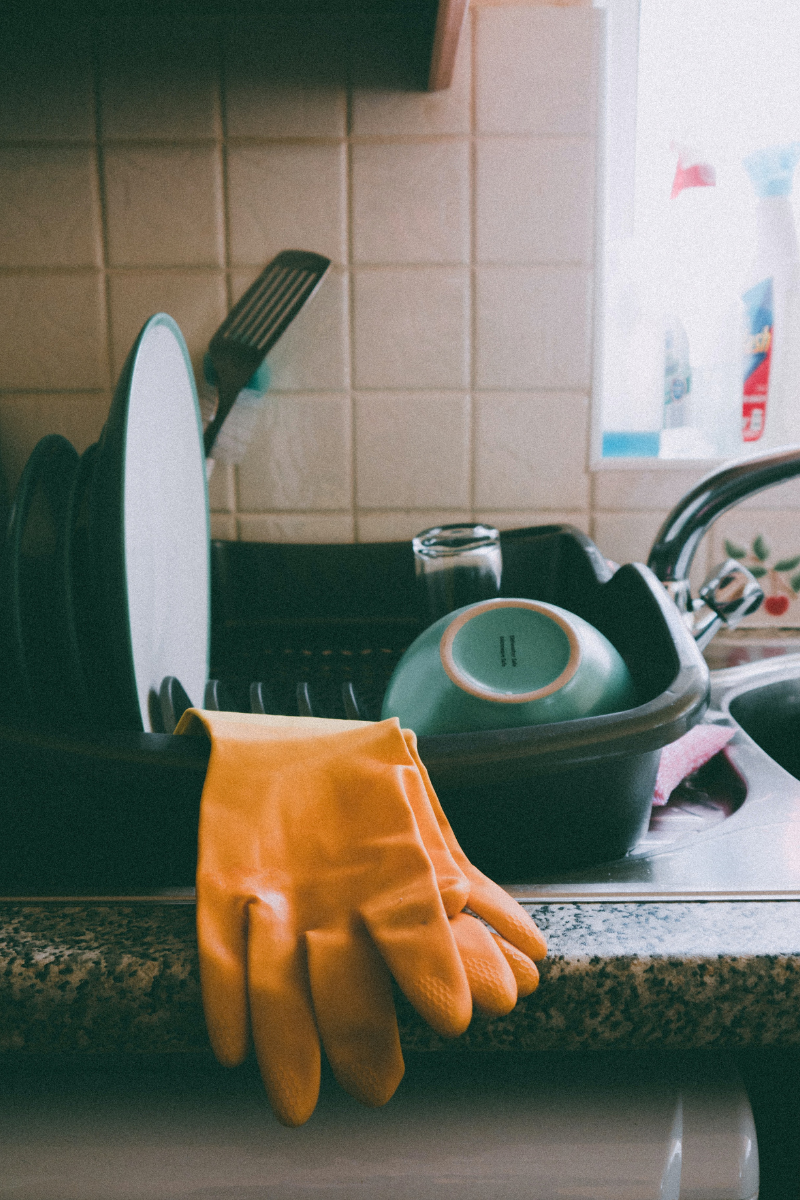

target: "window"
[596,0,800,462]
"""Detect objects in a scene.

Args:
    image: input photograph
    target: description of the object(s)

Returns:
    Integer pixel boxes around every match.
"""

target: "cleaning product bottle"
[659,148,721,458]
[662,315,692,431]
[741,142,800,449]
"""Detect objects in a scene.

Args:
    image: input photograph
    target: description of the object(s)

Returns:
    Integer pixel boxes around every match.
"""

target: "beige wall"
[3,3,798,578]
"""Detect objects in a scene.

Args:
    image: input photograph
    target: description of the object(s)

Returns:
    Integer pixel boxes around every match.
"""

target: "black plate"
[64,441,107,728]
[0,435,82,730]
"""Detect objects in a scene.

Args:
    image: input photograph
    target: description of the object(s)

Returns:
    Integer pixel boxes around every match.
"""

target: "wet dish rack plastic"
[0,525,708,895]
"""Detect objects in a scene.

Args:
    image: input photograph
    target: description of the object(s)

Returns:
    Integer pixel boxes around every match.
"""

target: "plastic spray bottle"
[741,143,800,449]
[659,148,723,458]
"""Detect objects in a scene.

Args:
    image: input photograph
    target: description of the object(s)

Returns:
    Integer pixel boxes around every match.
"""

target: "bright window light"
[598,0,800,461]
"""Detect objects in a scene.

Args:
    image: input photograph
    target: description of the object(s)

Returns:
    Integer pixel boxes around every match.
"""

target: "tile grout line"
[0,261,593,276]
[218,40,234,312]
[217,32,241,536]
[586,8,603,545]
[468,8,477,522]
[90,46,115,396]
[346,88,359,543]
[0,389,110,397]
[0,133,595,150]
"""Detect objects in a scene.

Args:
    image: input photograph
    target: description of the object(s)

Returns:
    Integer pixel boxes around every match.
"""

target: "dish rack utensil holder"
[0,525,708,895]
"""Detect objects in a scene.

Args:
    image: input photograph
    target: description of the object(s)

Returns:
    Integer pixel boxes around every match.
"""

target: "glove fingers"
[398,732,470,918]
[306,926,404,1108]
[361,886,472,1039]
[403,768,470,918]
[401,729,548,963]
[247,902,321,1127]
[195,889,249,1067]
[450,912,518,1017]
[491,931,540,997]
[465,874,548,962]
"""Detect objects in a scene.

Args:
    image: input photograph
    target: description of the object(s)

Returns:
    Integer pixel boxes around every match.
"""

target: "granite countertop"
[3,899,799,1056]
[4,639,800,1058]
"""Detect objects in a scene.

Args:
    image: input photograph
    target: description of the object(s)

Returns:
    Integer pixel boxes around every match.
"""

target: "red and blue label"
[742,277,773,442]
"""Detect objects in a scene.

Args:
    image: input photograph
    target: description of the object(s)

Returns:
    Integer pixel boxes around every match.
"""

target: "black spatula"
[203,249,331,459]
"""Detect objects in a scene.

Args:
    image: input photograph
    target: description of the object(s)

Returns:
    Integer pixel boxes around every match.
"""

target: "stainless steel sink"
[505,445,800,901]
[725,656,800,779]
[510,654,800,902]
[8,655,800,905]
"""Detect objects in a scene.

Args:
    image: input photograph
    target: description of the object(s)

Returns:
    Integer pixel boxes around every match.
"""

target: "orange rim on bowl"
[438,598,581,703]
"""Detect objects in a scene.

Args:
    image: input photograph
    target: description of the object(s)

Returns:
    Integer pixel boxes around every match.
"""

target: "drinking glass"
[412,524,502,624]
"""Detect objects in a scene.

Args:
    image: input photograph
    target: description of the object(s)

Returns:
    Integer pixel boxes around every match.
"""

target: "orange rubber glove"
[176,710,546,1126]
[401,728,547,1000]
[377,727,546,1015]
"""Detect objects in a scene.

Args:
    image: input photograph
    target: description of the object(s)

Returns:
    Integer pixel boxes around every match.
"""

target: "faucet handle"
[691,559,764,650]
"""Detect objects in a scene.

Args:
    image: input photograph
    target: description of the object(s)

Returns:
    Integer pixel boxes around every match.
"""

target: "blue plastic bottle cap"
[602,431,661,458]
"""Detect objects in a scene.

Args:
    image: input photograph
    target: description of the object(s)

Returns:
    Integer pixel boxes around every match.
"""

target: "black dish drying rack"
[0,526,709,895]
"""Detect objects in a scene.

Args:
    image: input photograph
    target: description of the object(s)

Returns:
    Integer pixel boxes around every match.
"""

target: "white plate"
[90,314,209,732]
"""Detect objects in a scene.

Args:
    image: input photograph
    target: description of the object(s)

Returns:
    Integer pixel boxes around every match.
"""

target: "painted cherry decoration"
[764,594,790,616]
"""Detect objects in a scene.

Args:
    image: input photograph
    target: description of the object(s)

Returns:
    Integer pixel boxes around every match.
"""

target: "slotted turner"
[203,249,331,458]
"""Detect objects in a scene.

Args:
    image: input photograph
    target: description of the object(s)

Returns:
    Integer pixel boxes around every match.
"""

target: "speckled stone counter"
[2,901,799,1055]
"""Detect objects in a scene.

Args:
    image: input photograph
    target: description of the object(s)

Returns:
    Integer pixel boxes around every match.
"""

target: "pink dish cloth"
[653,723,736,805]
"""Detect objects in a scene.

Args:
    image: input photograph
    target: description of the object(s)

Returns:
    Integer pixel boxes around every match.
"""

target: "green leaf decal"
[752,535,769,562]
[792,573,800,593]
[749,566,768,578]
[724,539,747,559]
[774,555,800,572]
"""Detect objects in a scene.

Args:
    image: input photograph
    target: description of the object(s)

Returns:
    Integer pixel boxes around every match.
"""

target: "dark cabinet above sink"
[204,0,469,91]
[323,0,470,90]
[11,0,469,92]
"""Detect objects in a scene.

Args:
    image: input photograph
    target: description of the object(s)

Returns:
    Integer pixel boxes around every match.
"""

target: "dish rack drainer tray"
[0,526,708,894]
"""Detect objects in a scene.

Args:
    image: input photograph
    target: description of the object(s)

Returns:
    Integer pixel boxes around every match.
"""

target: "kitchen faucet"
[647,445,800,649]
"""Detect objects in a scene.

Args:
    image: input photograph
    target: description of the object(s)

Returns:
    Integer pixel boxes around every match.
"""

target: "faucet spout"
[647,445,800,585]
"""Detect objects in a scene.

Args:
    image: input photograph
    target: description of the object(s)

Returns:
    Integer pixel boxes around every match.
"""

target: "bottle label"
[742,277,773,442]
[663,319,692,429]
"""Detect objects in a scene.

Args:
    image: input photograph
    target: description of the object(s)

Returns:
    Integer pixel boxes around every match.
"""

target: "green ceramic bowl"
[381,598,638,736]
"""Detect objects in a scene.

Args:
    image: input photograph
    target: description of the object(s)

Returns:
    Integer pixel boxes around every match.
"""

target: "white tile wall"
[223,18,348,140]
[474,392,589,509]
[225,79,348,141]
[0,147,103,268]
[475,7,601,136]
[226,144,347,267]
[352,142,470,265]
[107,270,228,381]
[3,0,769,576]
[592,510,677,572]
[475,138,595,264]
[355,392,470,509]
[357,509,472,542]
[353,268,471,390]
[237,513,355,543]
[236,393,352,512]
[475,266,593,389]
[103,145,225,268]
[0,275,108,391]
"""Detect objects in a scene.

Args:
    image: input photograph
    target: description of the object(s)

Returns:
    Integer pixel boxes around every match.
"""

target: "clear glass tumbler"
[412,524,502,624]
